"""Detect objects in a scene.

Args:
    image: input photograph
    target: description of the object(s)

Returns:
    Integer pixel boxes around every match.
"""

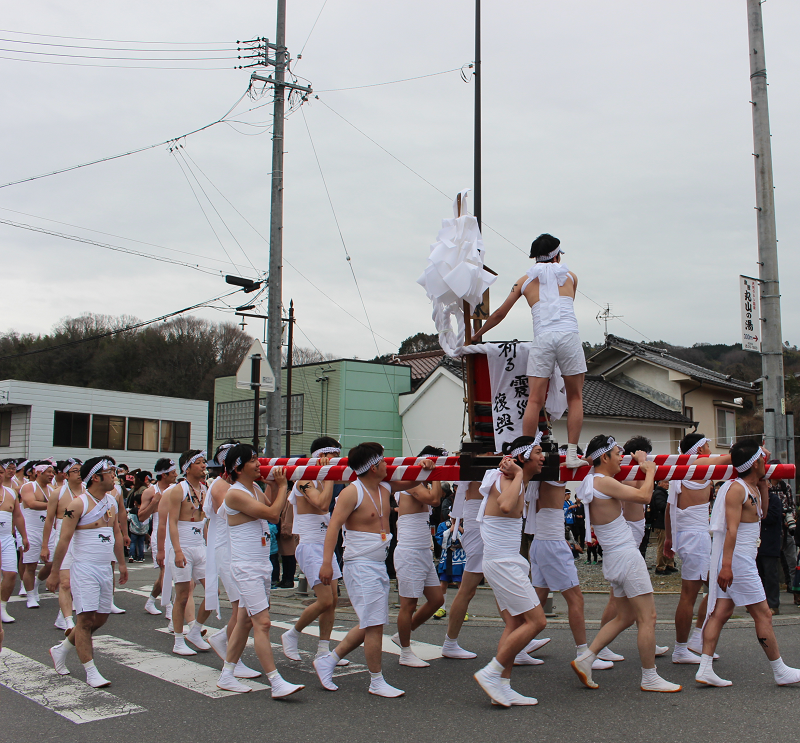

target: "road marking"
[92,635,268,697]
[115,587,153,599]
[8,593,58,604]
[0,648,145,724]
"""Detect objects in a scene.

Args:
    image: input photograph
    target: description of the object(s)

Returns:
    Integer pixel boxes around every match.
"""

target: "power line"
[0,46,239,61]
[0,29,233,44]
[0,38,238,52]
[316,66,465,93]
[297,0,329,59]
[0,55,237,70]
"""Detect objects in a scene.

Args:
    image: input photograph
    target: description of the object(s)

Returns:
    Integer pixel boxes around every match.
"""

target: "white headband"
[510,431,544,461]
[233,448,258,469]
[735,449,763,473]
[354,453,383,475]
[683,437,709,456]
[153,460,177,476]
[182,451,207,473]
[61,459,79,473]
[83,459,113,485]
[211,444,235,467]
[312,446,341,458]
[586,437,622,462]
[33,463,52,475]
[535,247,564,262]
[15,460,29,471]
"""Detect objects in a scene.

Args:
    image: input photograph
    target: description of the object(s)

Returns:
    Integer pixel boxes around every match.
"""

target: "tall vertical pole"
[473,0,481,230]
[284,300,294,456]
[251,354,261,452]
[747,0,787,461]
[266,0,287,457]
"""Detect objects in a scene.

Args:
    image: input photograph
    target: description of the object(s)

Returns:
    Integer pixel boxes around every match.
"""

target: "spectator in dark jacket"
[757,485,784,613]
[650,481,675,573]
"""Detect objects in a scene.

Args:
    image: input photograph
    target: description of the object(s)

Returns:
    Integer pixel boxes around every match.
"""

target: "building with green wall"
[213,359,411,456]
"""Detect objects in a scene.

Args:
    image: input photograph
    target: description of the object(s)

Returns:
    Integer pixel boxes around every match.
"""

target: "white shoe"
[514,651,544,666]
[18,585,27,597]
[399,647,430,668]
[64,616,75,634]
[167,618,174,633]
[144,597,162,615]
[54,611,67,630]
[492,683,538,706]
[26,593,40,609]
[172,635,197,656]
[687,636,718,659]
[49,642,71,675]
[641,673,682,693]
[597,646,624,662]
[313,652,339,691]
[208,630,228,661]
[672,648,701,664]
[281,629,302,661]
[571,654,598,689]
[165,603,173,620]
[564,454,585,469]
[185,623,210,651]
[1,605,15,623]
[368,675,404,698]
[523,637,551,654]
[336,657,350,666]
[474,666,511,707]
[696,665,732,687]
[774,665,800,686]
[655,645,669,657]
[442,639,477,659]
[390,632,402,648]
[86,667,111,688]
[270,675,305,698]
[217,670,252,693]
[109,603,125,614]
[591,658,614,670]
[234,660,262,679]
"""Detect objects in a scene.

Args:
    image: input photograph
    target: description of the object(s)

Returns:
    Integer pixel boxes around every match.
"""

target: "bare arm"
[12,498,28,551]
[758,479,770,520]
[717,484,744,591]
[595,459,656,503]
[47,497,83,587]
[388,458,438,493]
[40,491,60,561]
[20,484,47,510]
[297,480,335,511]
[664,505,674,559]
[407,481,442,507]
[113,517,128,585]
[116,490,130,547]
[167,485,185,568]
[471,278,525,341]
[137,486,158,520]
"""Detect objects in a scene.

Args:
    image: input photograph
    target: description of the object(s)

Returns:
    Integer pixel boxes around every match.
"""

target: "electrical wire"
[297,0,329,60]
[0,38,238,52]
[0,46,239,61]
[0,55,237,70]
[0,288,244,361]
[316,66,464,93]
[0,29,232,44]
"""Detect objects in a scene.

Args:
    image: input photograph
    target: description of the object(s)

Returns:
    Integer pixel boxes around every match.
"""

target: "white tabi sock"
[223,661,236,673]
[33,577,42,595]
[689,627,703,644]
[369,671,383,681]
[329,650,341,663]
[267,669,281,681]
[576,643,588,656]
[83,660,96,672]
[487,657,504,676]
[317,639,330,655]
[770,657,800,685]
[675,641,688,650]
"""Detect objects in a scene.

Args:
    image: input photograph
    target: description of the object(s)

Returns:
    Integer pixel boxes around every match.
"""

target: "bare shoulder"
[726,481,745,503]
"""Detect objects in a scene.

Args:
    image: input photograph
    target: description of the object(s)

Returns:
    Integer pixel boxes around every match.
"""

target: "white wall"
[550,419,679,455]
[0,380,208,470]
[399,369,464,456]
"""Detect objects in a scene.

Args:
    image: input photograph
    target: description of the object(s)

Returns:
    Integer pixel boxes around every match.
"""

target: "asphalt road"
[1,565,799,743]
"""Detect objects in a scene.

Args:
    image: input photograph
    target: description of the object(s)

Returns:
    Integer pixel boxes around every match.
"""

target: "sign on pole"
[236,338,276,391]
[739,275,761,353]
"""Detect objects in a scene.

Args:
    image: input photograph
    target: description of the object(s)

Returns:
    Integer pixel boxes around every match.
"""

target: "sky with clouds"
[1,0,798,361]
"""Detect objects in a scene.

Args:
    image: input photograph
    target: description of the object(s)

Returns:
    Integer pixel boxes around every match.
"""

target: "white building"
[0,380,208,470]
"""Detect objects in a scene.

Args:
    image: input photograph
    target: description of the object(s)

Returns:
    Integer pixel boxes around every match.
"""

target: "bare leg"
[496,606,547,678]
[675,580,702,642]
[58,570,72,621]
[73,612,108,663]
[695,593,709,627]
[522,377,549,437]
[701,598,735,656]
[38,562,52,582]
[589,597,636,656]
[333,625,367,662]
[294,582,335,635]
[411,585,445,631]
[250,608,278,673]
[226,600,239,639]
[22,563,36,591]
[561,585,587,646]
[225,606,253,663]
[195,579,211,625]
[151,567,164,598]
[0,571,16,602]
[747,601,780,661]
[447,571,482,639]
[600,589,617,627]
[172,581,192,634]
[562,373,585,444]
[363,625,384,673]
[396,596,418,647]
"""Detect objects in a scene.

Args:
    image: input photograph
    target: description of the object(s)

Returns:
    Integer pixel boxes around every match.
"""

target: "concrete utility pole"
[265,0,287,457]
[746,0,788,461]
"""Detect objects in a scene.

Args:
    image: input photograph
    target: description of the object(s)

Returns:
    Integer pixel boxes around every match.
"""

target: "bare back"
[537,481,566,511]
[519,271,577,307]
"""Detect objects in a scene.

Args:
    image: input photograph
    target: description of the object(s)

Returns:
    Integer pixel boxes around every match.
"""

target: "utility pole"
[747,0,787,461]
[284,300,294,456]
[251,353,262,452]
[473,0,481,230]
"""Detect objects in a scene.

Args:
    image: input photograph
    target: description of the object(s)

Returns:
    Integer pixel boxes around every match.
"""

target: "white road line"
[115,587,153,599]
[92,635,268,698]
[0,648,145,724]
[8,593,58,604]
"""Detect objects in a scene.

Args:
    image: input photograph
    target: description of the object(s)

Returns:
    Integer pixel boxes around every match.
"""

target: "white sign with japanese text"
[739,276,761,353]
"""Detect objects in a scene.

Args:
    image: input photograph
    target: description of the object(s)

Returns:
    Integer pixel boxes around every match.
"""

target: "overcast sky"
[1,1,798,362]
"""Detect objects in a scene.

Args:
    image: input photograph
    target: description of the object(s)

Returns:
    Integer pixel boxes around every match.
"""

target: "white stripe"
[92,635,268,697]
[0,648,145,724]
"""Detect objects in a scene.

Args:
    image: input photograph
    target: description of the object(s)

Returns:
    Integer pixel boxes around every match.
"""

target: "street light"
[225,275,263,293]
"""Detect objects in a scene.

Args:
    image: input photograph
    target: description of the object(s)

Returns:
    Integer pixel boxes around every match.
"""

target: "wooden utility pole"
[284,300,294,456]
[747,0,787,461]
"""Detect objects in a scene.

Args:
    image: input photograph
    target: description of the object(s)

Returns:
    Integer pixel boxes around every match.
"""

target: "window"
[282,394,304,436]
[716,408,736,448]
[161,421,191,452]
[683,406,693,422]
[53,411,90,448]
[127,418,159,451]
[91,415,126,450]
[216,399,266,440]
[0,410,10,447]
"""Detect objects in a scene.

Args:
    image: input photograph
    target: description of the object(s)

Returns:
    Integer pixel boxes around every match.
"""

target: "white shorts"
[231,560,272,616]
[23,530,43,564]
[393,546,439,598]
[718,550,766,607]
[71,562,113,614]
[529,539,580,593]
[171,542,206,584]
[483,554,540,616]
[1,534,17,573]
[296,542,341,588]
[462,526,484,574]
[217,559,241,603]
[603,547,653,598]
[676,531,711,582]
[527,331,587,378]
[344,559,389,629]
[47,524,59,556]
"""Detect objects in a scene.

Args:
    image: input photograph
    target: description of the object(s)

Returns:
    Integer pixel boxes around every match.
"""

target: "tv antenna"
[596,304,622,337]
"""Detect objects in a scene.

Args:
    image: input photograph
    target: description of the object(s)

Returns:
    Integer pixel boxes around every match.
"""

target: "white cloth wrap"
[523,481,540,535]
[296,542,341,587]
[715,521,765,607]
[667,479,710,552]
[0,498,16,571]
[529,295,580,335]
[71,526,115,565]
[22,506,47,564]
[533,507,566,540]
[343,529,389,563]
[203,485,234,618]
[294,513,330,544]
[169,521,206,583]
[344,558,390,629]
[394,546,439,598]
[520,262,575,332]
[396,509,432,550]
[461,499,484,573]
[71,562,113,614]
[529,538,580,592]
[151,511,160,567]
[228,518,270,563]
[449,481,469,538]
[575,470,607,543]
[593,514,652,598]
[627,518,646,546]
[227,488,272,617]
[480,515,540,615]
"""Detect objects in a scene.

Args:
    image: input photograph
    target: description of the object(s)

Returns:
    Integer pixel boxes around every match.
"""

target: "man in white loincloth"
[0,460,28,623]
[47,457,128,687]
[390,445,445,667]
[696,439,800,687]
[471,233,586,468]
[313,442,434,697]
[664,433,730,663]
[19,461,55,608]
[216,444,304,698]
[571,435,681,693]
[281,437,350,668]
